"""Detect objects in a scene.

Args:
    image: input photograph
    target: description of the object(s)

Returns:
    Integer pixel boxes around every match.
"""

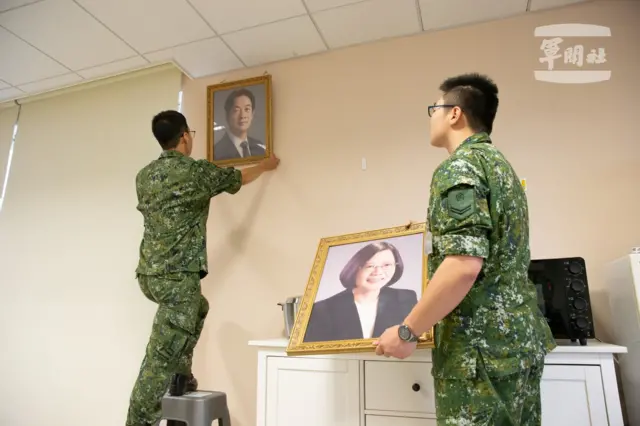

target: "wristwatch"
[398,324,419,342]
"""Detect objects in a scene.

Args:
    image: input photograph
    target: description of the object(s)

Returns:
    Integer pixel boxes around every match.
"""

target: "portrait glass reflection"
[206,75,272,167]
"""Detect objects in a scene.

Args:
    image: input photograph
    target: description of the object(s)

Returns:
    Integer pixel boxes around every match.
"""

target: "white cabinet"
[251,339,627,426]
[264,356,360,426]
[541,365,608,425]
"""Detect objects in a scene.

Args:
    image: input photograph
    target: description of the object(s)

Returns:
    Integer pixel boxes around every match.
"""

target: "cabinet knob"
[412,383,420,392]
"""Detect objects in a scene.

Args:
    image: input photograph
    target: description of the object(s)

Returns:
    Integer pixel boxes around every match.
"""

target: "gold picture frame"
[206,74,272,167]
[287,222,434,356]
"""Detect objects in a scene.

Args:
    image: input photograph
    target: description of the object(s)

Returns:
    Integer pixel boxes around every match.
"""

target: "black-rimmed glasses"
[427,104,457,117]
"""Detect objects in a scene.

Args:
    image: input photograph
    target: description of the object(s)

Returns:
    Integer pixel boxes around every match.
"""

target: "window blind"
[0,65,183,426]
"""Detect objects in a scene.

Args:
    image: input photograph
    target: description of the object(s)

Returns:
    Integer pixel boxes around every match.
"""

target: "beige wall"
[0,67,183,426]
[181,1,639,425]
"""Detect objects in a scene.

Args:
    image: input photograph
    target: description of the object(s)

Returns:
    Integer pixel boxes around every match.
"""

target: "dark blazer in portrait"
[303,287,418,343]
[214,133,265,160]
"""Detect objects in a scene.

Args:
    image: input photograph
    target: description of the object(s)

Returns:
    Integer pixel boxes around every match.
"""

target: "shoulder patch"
[447,187,476,220]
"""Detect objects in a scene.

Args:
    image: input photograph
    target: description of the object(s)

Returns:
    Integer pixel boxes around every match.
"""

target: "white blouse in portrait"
[355,298,379,339]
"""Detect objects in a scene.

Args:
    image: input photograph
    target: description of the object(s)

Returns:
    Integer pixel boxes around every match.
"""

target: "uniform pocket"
[432,318,478,379]
[149,306,194,363]
[474,304,542,377]
[137,275,155,302]
[154,301,199,336]
[146,273,202,363]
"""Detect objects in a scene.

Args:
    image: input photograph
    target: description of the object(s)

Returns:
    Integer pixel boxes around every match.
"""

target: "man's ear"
[449,106,463,125]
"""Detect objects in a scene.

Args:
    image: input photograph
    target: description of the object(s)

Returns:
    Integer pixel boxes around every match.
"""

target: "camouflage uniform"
[427,132,556,425]
[126,150,242,426]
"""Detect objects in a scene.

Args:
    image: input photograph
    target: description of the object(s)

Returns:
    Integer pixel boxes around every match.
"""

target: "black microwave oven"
[528,257,596,346]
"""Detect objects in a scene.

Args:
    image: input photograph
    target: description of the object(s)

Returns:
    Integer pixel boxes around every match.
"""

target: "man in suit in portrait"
[213,88,266,160]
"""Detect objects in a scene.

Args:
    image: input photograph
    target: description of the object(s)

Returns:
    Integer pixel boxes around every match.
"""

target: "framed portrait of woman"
[286,222,434,356]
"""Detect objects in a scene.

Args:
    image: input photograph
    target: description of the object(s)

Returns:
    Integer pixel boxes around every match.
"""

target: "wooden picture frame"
[206,75,272,167]
[287,222,434,356]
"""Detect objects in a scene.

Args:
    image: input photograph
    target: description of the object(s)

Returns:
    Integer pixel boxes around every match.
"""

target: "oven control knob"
[573,298,587,310]
[570,280,585,292]
[568,261,582,274]
[575,317,589,329]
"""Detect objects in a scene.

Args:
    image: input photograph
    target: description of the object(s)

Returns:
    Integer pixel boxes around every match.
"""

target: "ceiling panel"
[223,15,326,67]
[17,73,83,94]
[313,0,421,49]
[74,0,215,53]
[0,0,39,13]
[0,87,24,102]
[529,0,588,12]
[419,0,528,31]
[144,38,244,79]
[77,56,149,80]
[0,0,137,70]
[0,0,591,103]
[0,26,70,86]
[303,0,365,13]
[189,0,307,34]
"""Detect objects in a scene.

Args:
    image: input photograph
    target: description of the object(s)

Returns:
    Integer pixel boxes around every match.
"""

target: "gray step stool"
[159,390,231,426]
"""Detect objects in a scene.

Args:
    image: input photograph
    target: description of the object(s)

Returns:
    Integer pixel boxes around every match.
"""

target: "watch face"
[399,325,411,340]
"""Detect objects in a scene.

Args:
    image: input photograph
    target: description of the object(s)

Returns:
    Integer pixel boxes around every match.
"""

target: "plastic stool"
[159,390,231,426]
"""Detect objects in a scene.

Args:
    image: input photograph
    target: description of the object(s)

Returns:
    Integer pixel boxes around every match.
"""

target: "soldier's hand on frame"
[260,153,280,171]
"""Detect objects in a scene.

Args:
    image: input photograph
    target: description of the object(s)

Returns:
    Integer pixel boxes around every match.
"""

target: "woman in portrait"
[303,241,418,343]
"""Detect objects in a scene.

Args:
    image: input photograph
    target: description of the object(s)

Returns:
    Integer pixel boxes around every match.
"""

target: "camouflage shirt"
[135,150,242,278]
[427,132,556,379]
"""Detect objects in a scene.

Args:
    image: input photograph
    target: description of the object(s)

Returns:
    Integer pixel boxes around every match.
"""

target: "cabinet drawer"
[366,415,437,426]
[364,360,435,414]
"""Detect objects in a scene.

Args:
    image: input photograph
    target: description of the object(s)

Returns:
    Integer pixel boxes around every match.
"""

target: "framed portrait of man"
[206,74,272,167]
[286,223,434,356]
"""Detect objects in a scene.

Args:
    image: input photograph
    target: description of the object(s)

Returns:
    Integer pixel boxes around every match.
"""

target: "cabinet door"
[541,365,608,426]
[265,356,360,426]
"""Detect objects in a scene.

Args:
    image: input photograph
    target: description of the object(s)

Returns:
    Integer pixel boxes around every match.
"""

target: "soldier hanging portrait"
[206,74,273,167]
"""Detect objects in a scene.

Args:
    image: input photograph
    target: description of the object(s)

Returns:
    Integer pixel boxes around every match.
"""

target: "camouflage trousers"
[125,272,209,426]
[435,357,544,426]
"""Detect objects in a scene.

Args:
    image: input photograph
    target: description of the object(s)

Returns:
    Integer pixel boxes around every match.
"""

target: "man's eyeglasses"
[427,104,457,117]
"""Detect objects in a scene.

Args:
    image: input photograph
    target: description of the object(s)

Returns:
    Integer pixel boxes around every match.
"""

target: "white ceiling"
[0,0,589,103]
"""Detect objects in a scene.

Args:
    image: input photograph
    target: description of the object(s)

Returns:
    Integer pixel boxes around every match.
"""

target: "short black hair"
[439,73,499,134]
[151,110,188,150]
[224,88,256,116]
[339,241,404,289]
